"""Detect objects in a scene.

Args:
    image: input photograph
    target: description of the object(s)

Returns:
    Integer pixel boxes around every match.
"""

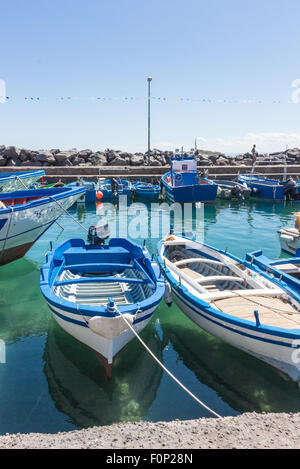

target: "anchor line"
[112,304,222,419]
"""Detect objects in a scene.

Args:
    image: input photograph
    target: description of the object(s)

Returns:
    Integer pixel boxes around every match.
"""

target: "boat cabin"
[170,157,199,187]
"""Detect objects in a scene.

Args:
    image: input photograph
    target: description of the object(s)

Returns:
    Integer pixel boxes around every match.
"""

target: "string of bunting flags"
[0,95,297,104]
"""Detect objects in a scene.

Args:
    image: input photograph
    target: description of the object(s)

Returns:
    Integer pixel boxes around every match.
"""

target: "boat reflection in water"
[43,314,163,428]
[0,258,49,343]
[159,302,300,414]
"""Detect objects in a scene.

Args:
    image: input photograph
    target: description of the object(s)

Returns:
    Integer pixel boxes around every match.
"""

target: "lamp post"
[147,77,152,165]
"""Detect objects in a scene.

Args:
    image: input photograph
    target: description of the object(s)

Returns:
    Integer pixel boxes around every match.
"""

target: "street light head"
[147,77,152,82]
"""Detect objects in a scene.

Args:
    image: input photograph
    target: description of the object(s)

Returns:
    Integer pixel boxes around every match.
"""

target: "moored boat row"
[3,167,300,386]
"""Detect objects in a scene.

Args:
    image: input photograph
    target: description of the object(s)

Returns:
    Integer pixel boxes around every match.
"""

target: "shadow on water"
[0,257,50,343]
[43,314,163,428]
[158,302,300,414]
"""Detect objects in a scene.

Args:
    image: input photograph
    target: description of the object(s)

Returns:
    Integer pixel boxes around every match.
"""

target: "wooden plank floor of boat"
[213,296,300,329]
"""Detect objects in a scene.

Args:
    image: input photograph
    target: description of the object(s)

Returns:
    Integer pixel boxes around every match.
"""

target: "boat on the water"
[157,232,300,382]
[40,228,165,378]
[161,156,217,203]
[115,179,133,197]
[245,249,300,298]
[96,178,115,200]
[67,179,97,203]
[238,160,300,201]
[133,182,160,201]
[0,170,45,193]
[278,214,300,255]
[212,179,251,200]
[0,186,85,266]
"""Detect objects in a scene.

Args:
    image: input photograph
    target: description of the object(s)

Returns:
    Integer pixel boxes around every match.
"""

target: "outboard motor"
[111,178,118,197]
[231,185,243,199]
[88,221,111,246]
[283,177,299,201]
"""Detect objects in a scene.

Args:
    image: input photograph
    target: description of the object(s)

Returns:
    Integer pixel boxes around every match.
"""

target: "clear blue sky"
[0,0,299,154]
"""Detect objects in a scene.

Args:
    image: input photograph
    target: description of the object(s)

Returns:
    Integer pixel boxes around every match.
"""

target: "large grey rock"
[109,155,129,166]
[19,149,34,162]
[4,146,21,160]
[54,151,77,165]
[90,152,107,166]
[130,154,145,166]
[77,149,93,160]
[0,155,6,166]
[71,156,85,166]
[37,151,56,164]
[0,145,5,155]
[287,148,300,158]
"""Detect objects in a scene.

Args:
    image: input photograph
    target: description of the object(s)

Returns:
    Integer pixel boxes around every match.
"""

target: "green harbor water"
[1,198,300,434]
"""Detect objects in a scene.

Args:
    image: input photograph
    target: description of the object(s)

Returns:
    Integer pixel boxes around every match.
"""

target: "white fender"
[164,280,173,307]
[280,234,295,242]
[88,314,136,339]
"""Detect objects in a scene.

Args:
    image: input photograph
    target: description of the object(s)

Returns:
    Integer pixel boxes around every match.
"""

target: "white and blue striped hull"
[48,302,156,365]
[172,287,300,382]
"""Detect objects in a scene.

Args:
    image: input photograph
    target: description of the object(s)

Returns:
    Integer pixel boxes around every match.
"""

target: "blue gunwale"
[245,250,300,299]
[0,186,86,215]
[0,169,45,183]
[157,236,300,343]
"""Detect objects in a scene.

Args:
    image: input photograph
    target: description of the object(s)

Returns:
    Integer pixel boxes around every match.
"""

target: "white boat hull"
[49,302,156,367]
[173,288,300,382]
[278,228,300,255]
[0,192,81,265]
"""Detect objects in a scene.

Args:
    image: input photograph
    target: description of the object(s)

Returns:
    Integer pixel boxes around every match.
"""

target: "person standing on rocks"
[251,145,257,163]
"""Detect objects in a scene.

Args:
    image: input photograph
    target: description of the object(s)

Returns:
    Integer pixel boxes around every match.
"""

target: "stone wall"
[1,145,300,168]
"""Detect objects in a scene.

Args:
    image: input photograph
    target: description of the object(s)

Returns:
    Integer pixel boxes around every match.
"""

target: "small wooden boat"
[0,186,85,266]
[133,182,160,201]
[157,233,300,382]
[161,157,218,203]
[40,232,165,378]
[212,180,251,199]
[245,249,300,298]
[0,170,45,192]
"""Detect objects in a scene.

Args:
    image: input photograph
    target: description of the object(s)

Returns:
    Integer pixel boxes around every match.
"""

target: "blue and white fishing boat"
[245,250,300,298]
[133,182,160,201]
[96,178,115,200]
[157,233,300,382]
[67,179,97,203]
[0,186,85,266]
[161,156,218,203]
[116,179,133,197]
[238,160,300,201]
[0,170,45,193]
[278,214,300,255]
[40,228,165,378]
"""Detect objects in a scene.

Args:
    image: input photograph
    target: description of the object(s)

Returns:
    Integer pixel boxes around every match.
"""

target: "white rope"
[47,195,88,233]
[112,305,222,418]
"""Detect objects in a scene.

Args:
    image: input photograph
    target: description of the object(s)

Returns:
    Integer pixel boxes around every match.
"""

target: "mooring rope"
[111,304,222,419]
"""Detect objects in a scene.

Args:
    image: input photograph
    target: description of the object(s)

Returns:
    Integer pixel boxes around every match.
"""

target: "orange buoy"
[96,191,103,200]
